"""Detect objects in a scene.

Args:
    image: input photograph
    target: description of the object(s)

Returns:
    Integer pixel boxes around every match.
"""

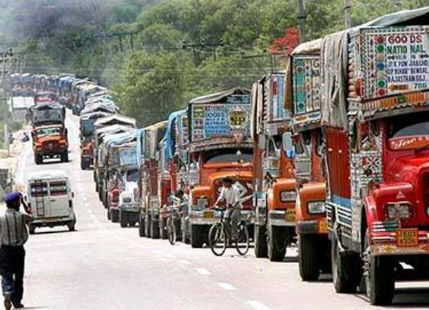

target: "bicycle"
[166,197,186,245]
[208,205,250,256]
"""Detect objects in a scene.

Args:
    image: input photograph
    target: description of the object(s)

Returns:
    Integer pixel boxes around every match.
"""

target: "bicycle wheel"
[235,222,250,256]
[167,217,176,245]
[209,223,227,256]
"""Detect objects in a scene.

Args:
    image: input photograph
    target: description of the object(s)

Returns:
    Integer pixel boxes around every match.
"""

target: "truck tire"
[67,220,76,231]
[151,219,160,239]
[139,213,146,237]
[268,225,286,262]
[160,218,168,239]
[80,158,86,170]
[299,234,320,281]
[111,209,119,223]
[364,233,394,305]
[254,224,268,258]
[331,231,361,293]
[191,225,204,248]
[145,214,151,237]
[29,224,36,235]
[182,218,190,244]
[61,151,69,162]
[35,154,42,165]
[120,211,128,228]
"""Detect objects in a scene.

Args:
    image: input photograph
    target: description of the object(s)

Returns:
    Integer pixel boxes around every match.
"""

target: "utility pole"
[344,0,352,29]
[297,0,306,43]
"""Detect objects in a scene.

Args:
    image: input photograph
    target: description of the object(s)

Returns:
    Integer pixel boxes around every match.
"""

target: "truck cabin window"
[126,169,139,182]
[37,127,61,136]
[387,112,429,151]
[205,149,253,164]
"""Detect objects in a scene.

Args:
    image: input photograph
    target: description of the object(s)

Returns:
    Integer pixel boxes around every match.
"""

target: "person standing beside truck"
[0,192,33,310]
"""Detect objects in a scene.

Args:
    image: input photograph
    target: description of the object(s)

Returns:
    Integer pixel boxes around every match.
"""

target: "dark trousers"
[0,245,25,305]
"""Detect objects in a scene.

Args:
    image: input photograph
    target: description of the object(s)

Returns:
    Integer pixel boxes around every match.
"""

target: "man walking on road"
[0,192,32,310]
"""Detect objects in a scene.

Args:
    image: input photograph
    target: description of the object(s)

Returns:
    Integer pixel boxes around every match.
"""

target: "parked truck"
[289,8,429,305]
[138,121,167,238]
[185,88,254,248]
[286,39,331,280]
[251,73,297,261]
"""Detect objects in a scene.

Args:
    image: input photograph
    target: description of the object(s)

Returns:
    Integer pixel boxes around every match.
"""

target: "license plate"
[285,209,295,222]
[203,210,214,219]
[318,219,328,233]
[397,229,418,247]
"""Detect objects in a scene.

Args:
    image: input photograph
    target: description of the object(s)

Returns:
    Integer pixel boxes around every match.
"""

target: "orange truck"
[285,39,330,280]
[30,101,68,164]
[185,88,254,248]
[251,73,297,261]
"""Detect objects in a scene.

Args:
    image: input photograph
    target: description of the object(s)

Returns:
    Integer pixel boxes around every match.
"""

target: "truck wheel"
[364,233,394,305]
[29,224,36,235]
[191,225,204,248]
[139,213,146,237]
[160,218,168,239]
[107,208,111,220]
[111,209,119,223]
[80,159,86,170]
[150,218,160,239]
[254,224,268,258]
[331,231,361,293]
[299,234,320,281]
[35,155,42,165]
[145,214,151,237]
[268,225,286,262]
[120,211,128,228]
[182,218,190,244]
[67,220,76,231]
[61,151,68,162]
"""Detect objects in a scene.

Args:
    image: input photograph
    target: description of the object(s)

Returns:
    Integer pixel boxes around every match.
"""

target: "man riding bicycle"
[214,177,247,240]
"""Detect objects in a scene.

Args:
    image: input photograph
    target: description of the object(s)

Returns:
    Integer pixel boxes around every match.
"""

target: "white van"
[27,170,76,234]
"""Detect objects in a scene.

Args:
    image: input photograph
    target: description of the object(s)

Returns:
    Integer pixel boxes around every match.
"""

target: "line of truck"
[5,7,429,305]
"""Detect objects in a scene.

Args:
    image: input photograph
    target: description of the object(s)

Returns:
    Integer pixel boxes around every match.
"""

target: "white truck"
[27,170,76,234]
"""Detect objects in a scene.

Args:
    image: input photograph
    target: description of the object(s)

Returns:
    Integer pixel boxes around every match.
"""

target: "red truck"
[302,9,429,305]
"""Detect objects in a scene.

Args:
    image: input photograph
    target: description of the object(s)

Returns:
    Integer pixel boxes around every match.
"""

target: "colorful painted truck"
[251,73,297,261]
[185,88,254,248]
[138,121,167,238]
[29,101,68,164]
[286,39,331,280]
[157,110,188,240]
[312,8,429,305]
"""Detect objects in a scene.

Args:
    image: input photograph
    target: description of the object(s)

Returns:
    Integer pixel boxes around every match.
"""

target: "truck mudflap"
[296,218,328,234]
[268,209,296,227]
[370,221,429,256]
[189,208,255,226]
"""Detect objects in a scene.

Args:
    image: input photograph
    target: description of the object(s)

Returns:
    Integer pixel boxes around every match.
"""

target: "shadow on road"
[353,287,429,308]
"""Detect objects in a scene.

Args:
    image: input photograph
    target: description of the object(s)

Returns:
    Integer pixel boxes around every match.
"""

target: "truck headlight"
[280,191,296,202]
[385,202,412,220]
[307,201,325,214]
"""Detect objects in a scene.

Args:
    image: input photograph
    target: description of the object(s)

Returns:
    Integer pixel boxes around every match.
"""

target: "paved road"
[14,111,429,310]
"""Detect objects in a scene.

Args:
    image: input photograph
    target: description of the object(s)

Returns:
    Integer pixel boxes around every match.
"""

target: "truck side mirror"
[282,132,294,158]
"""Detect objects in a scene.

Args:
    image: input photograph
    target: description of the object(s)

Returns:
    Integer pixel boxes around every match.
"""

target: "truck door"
[30,180,49,218]
[48,179,70,218]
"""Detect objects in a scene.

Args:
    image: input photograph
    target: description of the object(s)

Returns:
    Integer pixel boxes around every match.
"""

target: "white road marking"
[196,268,211,276]
[217,282,236,291]
[178,259,191,265]
[247,300,271,310]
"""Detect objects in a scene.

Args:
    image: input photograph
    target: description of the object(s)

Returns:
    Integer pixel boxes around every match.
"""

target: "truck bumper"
[370,221,429,256]
[268,210,295,227]
[189,209,255,226]
[296,218,328,234]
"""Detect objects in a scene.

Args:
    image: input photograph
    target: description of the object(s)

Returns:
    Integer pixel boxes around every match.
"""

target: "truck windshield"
[126,169,139,182]
[205,150,253,164]
[388,112,429,138]
[37,127,61,136]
